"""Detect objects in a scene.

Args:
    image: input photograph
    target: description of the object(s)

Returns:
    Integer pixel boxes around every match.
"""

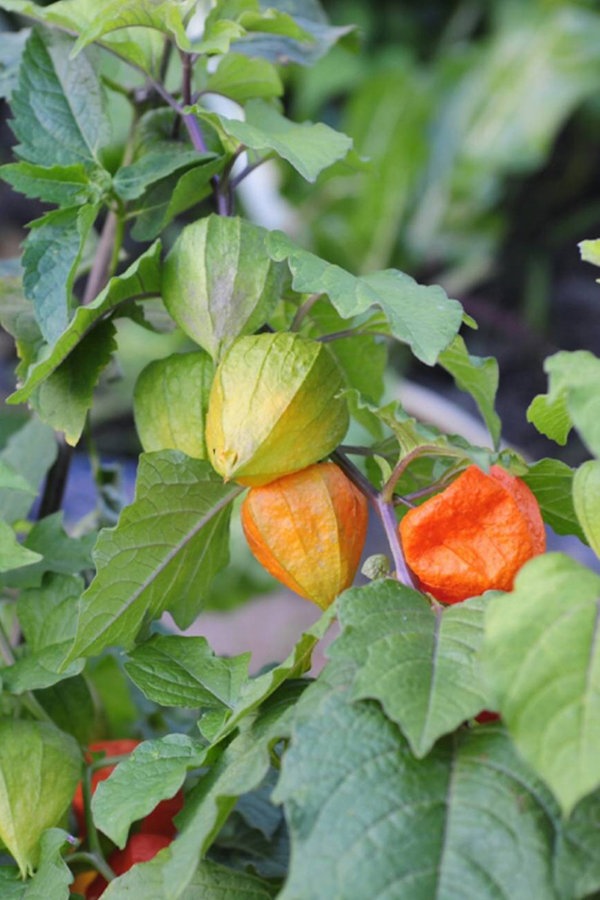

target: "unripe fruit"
[205,332,349,486]
[399,464,546,605]
[241,462,368,609]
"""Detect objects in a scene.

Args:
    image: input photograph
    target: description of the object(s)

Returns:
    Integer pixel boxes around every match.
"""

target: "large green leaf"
[527,350,600,457]
[125,634,250,709]
[162,216,285,359]
[100,682,302,898]
[0,719,81,877]
[70,0,194,56]
[572,460,600,557]
[267,232,463,364]
[438,334,501,449]
[11,241,161,404]
[274,670,561,900]
[62,453,242,662]
[206,99,352,182]
[93,734,206,848]
[522,458,586,542]
[11,28,110,167]
[21,204,98,344]
[482,553,600,815]
[330,582,489,757]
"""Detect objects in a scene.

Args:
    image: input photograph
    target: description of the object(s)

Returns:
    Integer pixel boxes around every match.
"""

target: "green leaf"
[71,0,193,56]
[0,460,36,497]
[35,674,96,745]
[29,318,116,445]
[21,204,98,344]
[113,148,215,202]
[206,98,352,182]
[101,682,302,898]
[133,351,214,458]
[130,158,225,241]
[21,828,74,899]
[555,788,600,899]
[579,238,600,268]
[2,514,94,588]
[63,453,242,663]
[482,553,600,816]
[11,28,110,167]
[274,673,560,900]
[125,634,250,709]
[0,417,57,525]
[93,734,206,847]
[11,241,161,403]
[0,29,29,102]
[267,232,464,365]
[0,520,41,573]
[526,392,572,446]
[3,574,84,692]
[330,581,489,757]
[180,859,276,899]
[162,216,285,359]
[0,719,81,877]
[0,161,100,206]
[438,334,501,449]
[527,350,600,457]
[10,240,161,404]
[521,458,586,542]
[205,53,283,102]
[573,460,600,557]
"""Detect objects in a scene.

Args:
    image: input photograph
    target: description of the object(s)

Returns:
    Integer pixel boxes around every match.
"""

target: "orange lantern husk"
[399,465,546,604]
[241,462,368,609]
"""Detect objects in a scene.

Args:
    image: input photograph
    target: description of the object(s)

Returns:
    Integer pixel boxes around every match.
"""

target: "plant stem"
[375,495,416,588]
[291,293,322,331]
[68,851,115,884]
[82,210,119,306]
[0,621,54,722]
[381,444,465,504]
[38,436,73,519]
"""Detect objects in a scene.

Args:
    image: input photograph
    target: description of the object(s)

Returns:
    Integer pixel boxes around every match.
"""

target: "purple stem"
[375,495,416,588]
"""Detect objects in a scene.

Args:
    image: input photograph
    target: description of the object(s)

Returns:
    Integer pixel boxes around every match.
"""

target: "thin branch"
[381,444,465,504]
[38,437,73,519]
[82,211,119,306]
[374,495,417,588]
[291,293,323,331]
[331,449,377,501]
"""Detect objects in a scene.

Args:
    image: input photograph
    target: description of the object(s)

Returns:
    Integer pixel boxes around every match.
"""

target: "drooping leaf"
[267,232,463,364]
[274,671,561,900]
[330,581,489,756]
[133,351,215,457]
[0,719,81,877]
[21,204,98,344]
[0,417,57,525]
[125,634,250,709]
[10,241,162,404]
[0,520,41,573]
[93,733,206,848]
[206,99,352,182]
[162,215,285,360]
[21,828,74,899]
[100,681,303,898]
[29,318,117,445]
[11,28,110,167]
[482,553,600,815]
[62,453,242,663]
[521,457,586,542]
[438,334,501,449]
[205,52,283,102]
[527,350,600,457]
[70,0,194,56]
[572,460,600,557]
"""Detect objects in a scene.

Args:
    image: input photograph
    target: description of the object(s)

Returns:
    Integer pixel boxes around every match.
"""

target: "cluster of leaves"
[0,1,599,898]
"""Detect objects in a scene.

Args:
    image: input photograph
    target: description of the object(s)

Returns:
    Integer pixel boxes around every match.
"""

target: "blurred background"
[2,0,600,663]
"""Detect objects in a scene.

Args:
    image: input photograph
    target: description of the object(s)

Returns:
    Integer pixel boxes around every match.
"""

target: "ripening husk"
[205,332,349,486]
[399,465,546,604]
[241,462,368,609]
